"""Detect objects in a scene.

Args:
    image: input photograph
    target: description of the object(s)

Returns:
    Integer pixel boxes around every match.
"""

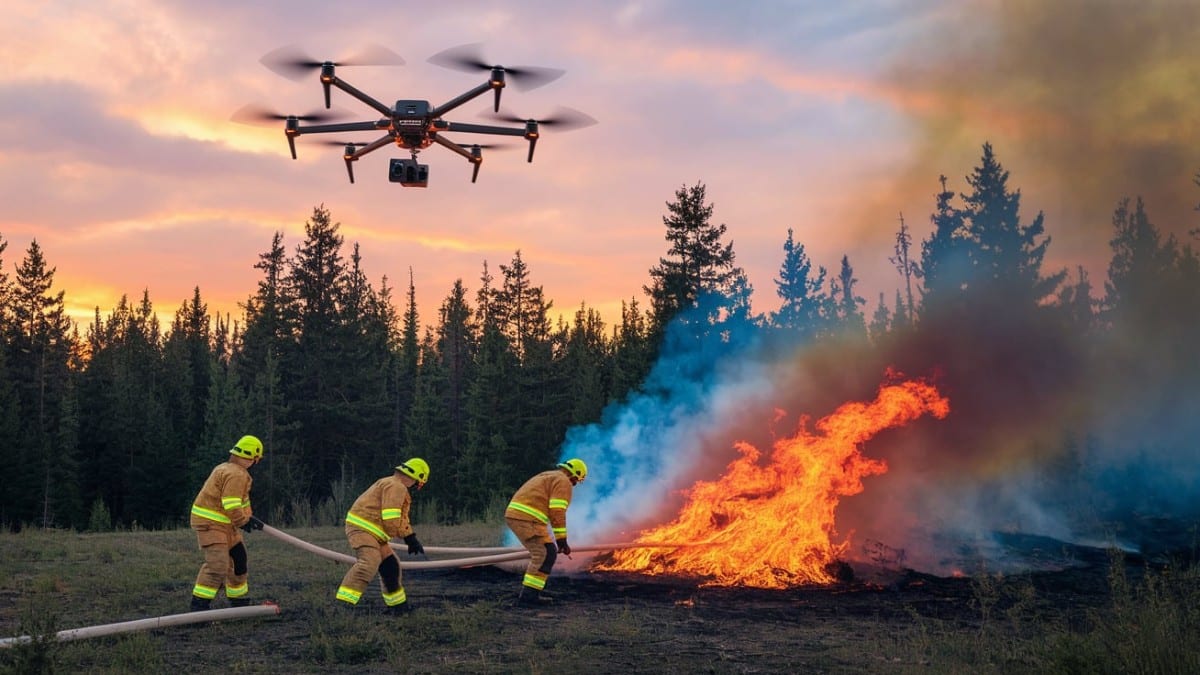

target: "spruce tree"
[609,297,651,400]
[8,240,77,528]
[645,182,740,340]
[961,143,1065,306]
[562,303,608,426]
[283,205,351,500]
[434,279,477,504]
[889,213,918,326]
[770,227,828,340]
[918,175,970,317]
[830,255,866,337]
[868,292,891,343]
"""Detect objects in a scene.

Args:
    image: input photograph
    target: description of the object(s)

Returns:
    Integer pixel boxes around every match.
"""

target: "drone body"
[246,44,595,186]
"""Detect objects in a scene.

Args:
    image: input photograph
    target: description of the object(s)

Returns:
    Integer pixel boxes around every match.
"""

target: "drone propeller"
[230,103,343,126]
[487,105,598,131]
[427,43,565,92]
[261,44,405,81]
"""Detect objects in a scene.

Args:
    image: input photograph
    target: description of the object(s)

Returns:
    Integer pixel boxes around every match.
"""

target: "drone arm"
[295,120,388,135]
[347,134,396,160]
[431,135,484,183]
[327,76,395,117]
[441,121,526,137]
[431,134,474,160]
[341,134,397,184]
[431,81,496,118]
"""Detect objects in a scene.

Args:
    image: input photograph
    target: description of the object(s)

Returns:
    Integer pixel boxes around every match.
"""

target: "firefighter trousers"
[192,523,249,600]
[506,516,555,591]
[336,525,406,606]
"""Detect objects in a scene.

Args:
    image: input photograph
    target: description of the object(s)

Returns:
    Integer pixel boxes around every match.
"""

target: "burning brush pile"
[592,378,950,588]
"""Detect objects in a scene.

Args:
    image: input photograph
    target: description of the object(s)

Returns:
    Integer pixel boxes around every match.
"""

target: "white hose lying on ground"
[259,523,693,569]
[0,604,280,648]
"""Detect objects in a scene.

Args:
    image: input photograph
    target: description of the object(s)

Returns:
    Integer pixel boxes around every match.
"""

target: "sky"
[4,0,1197,334]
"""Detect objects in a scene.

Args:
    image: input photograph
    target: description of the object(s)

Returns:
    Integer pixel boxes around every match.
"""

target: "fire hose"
[0,604,279,649]
[258,523,693,568]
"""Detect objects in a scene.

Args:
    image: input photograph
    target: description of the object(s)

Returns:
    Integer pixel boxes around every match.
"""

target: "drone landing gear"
[389,154,429,187]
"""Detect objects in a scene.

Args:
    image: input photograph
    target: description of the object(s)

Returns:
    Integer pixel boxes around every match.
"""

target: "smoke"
[872,0,1200,275]
[559,279,1197,575]
[552,1,1200,576]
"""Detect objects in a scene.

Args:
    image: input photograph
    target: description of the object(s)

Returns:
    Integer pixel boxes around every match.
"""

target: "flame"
[595,378,950,588]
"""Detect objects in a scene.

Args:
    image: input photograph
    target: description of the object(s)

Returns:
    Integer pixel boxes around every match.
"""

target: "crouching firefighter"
[188,435,265,611]
[505,458,588,607]
[335,458,430,614]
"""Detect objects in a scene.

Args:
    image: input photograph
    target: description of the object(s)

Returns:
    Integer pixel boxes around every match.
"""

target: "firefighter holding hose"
[188,435,265,611]
[505,458,587,607]
[335,458,430,614]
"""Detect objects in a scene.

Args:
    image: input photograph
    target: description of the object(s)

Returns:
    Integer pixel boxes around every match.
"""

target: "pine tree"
[891,290,911,333]
[239,230,297,510]
[961,143,1066,306]
[769,227,828,340]
[561,303,609,426]
[829,255,866,337]
[889,213,918,326]
[868,292,891,343]
[337,242,396,478]
[609,297,651,400]
[645,182,740,340]
[497,251,564,477]
[463,261,521,511]
[405,328,451,518]
[284,204,351,500]
[7,240,78,528]
[434,279,477,505]
[918,174,970,317]
[393,269,420,462]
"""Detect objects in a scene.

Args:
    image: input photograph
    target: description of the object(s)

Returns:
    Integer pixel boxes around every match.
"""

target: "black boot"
[229,598,251,608]
[385,602,413,615]
[516,588,552,607]
[189,596,212,612]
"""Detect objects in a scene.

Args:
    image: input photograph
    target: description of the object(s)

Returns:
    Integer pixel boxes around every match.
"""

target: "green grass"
[1,525,1197,674]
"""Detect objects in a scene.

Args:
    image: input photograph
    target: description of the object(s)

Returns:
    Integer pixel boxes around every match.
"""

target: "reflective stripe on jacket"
[190,461,253,528]
[505,469,572,539]
[345,474,413,543]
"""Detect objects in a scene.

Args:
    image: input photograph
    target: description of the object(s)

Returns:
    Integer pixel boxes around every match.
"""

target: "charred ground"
[1,524,1196,674]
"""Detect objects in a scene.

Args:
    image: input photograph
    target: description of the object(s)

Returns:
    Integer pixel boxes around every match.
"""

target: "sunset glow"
[2,1,1197,333]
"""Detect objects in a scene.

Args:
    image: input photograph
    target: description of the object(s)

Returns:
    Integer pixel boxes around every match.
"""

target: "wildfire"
[595,378,950,588]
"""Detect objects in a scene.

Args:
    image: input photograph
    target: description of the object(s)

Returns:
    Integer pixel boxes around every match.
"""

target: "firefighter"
[189,435,265,611]
[335,458,430,613]
[505,458,587,607]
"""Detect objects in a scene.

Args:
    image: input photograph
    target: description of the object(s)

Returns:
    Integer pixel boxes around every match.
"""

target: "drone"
[236,43,596,186]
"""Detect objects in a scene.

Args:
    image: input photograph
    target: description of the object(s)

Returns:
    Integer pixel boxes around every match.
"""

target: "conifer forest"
[1,143,1197,539]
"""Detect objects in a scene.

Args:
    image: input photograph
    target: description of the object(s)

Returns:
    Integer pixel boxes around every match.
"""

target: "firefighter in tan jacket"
[336,458,430,613]
[505,458,588,606]
[189,435,264,611]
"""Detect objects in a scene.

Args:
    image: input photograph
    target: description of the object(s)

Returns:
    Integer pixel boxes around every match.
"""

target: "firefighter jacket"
[190,461,253,528]
[506,469,573,540]
[344,475,414,543]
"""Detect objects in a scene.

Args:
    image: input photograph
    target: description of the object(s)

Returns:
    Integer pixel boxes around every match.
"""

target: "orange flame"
[595,378,950,588]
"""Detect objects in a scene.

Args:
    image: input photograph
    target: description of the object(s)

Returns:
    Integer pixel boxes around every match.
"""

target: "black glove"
[556,538,571,555]
[241,516,264,533]
[404,533,424,556]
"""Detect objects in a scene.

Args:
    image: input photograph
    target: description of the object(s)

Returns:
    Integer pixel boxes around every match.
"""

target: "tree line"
[1,142,1197,531]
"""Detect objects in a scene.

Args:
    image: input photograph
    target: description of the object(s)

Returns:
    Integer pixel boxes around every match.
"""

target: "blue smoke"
[558,294,773,544]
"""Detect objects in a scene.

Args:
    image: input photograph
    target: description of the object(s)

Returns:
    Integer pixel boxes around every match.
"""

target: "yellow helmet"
[557,458,587,482]
[230,435,263,461]
[396,458,430,486]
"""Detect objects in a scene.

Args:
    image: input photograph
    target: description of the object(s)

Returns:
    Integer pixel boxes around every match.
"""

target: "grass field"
[1,523,1197,674]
